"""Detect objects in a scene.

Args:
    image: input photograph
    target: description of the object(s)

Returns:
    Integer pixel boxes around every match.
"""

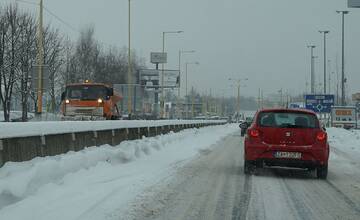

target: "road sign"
[349,0,360,7]
[352,93,360,101]
[356,102,360,112]
[331,106,357,129]
[305,94,335,113]
[150,52,167,64]
[31,65,50,90]
[139,69,180,89]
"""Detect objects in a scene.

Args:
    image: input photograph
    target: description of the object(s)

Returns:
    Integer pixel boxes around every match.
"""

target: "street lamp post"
[307,45,316,94]
[229,78,248,120]
[127,0,133,116]
[319,30,330,94]
[185,62,199,119]
[336,10,349,106]
[177,50,195,118]
[161,31,183,118]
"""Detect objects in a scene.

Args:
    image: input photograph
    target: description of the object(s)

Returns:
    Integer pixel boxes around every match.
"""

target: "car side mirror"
[61,92,65,101]
[322,126,327,131]
[240,122,248,129]
[108,88,114,96]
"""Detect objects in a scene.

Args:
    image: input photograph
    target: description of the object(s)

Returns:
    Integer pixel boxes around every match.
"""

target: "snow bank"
[328,128,360,157]
[0,124,238,220]
[0,119,225,138]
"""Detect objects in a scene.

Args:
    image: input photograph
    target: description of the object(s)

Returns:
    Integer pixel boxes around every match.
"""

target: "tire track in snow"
[325,180,360,215]
[281,178,313,220]
[232,174,252,220]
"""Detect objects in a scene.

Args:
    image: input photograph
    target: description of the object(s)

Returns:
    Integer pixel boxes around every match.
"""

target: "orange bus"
[60,82,122,120]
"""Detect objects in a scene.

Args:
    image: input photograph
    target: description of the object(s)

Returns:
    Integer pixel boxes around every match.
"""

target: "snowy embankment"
[0,124,238,220]
[0,119,225,139]
[327,128,360,179]
[327,128,360,158]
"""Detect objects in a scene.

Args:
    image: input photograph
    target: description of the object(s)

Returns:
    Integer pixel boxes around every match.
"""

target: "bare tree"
[0,4,24,121]
[16,12,37,121]
[74,26,100,82]
[43,26,64,112]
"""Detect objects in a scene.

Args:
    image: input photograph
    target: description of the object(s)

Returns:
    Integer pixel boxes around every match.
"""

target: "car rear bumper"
[248,158,322,169]
[244,143,329,167]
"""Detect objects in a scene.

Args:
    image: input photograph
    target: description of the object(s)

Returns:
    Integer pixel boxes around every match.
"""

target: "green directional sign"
[349,0,360,7]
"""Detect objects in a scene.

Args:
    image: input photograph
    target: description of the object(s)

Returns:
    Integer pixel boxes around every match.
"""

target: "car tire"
[316,165,328,179]
[244,160,253,175]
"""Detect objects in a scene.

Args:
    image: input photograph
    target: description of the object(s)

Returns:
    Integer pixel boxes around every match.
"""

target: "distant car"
[244,108,330,179]
[239,117,253,136]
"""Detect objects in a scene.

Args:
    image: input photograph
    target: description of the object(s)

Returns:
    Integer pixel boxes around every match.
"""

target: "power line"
[15,0,37,6]
[14,0,118,48]
[43,6,79,33]
[15,0,79,33]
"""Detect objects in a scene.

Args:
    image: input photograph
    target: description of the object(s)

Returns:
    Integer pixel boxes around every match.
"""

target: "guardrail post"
[0,140,4,167]
[111,129,116,146]
[40,135,46,156]
[70,133,76,151]
[93,131,98,146]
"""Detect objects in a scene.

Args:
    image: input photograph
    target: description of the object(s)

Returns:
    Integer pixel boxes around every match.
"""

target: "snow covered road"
[131,128,360,220]
[1,126,360,220]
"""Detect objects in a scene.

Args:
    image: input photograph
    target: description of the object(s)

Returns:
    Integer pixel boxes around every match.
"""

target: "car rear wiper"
[279,124,305,128]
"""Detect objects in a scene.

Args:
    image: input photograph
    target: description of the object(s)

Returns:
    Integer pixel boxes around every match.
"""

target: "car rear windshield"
[257,112,319,128]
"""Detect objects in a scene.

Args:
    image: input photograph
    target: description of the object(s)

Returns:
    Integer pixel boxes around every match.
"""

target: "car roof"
[257,108,316,115]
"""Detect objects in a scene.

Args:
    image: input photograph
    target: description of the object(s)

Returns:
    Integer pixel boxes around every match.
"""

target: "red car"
[244,108,329,179]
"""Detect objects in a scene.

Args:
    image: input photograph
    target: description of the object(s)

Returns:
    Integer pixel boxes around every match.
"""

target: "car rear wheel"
[316,165,328,179]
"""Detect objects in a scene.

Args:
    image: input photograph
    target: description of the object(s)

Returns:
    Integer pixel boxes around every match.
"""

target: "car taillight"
[249,129,260,138]
[316,131,327,141]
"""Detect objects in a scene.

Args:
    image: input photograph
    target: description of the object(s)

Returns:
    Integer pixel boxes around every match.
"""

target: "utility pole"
[185,62,199,119]
[127,0,132,115]
[36,0,44,115]
[191,86,195,118]
[161,31,183,118]
[328,59,331,94]
[177,50,195,118]
[229,78,248,120]
[336,10,349,106]
[319,31,330,94]
[307,45,316,94]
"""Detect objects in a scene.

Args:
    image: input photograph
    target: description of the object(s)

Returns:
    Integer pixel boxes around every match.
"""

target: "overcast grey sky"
[3,0,360,98]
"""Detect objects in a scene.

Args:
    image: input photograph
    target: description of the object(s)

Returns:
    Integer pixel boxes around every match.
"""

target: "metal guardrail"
[0,122,225,167]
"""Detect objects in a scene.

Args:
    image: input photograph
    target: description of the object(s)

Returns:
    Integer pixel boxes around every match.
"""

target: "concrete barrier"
[0,122,226,167]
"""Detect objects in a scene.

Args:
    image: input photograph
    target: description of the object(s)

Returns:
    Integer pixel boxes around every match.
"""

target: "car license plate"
[274,152,302,159]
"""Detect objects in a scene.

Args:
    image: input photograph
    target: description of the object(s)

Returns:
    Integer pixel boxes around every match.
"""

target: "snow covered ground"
[0,124,238,220]
[0,119,225,138]
[0,111,35,122]
[327,128,360,156]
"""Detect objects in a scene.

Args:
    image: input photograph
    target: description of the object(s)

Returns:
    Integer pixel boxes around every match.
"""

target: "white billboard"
[150,52,167,64]
[331,106,357,129]
[349,0,360,7]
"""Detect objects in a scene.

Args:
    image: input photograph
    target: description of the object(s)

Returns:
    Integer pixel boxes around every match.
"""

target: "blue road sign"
[305,94,335,113]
